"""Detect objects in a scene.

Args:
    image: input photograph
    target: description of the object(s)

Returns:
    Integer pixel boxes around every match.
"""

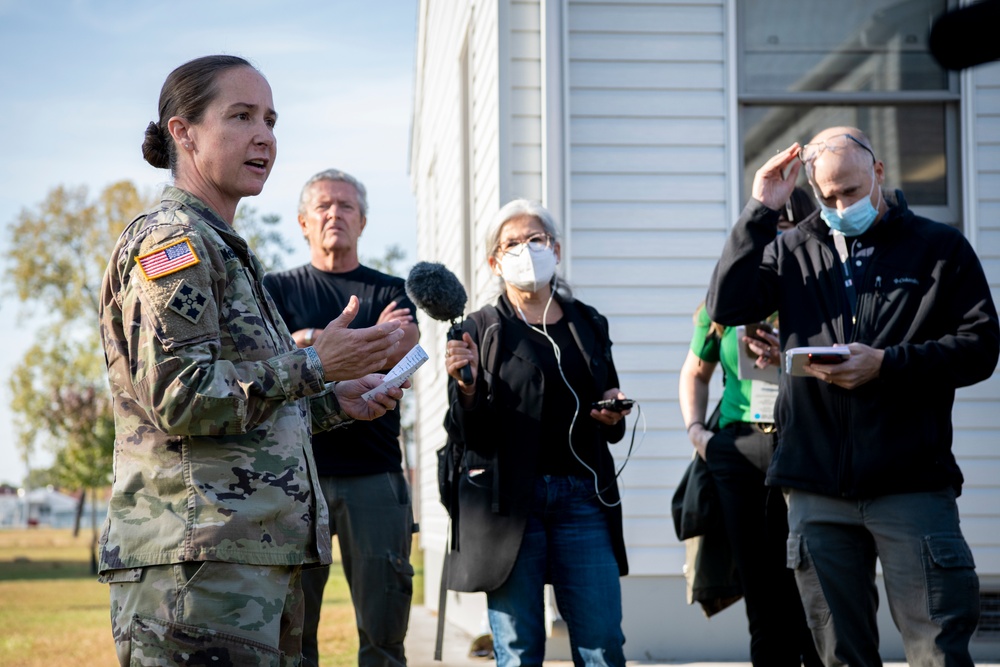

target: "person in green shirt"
[678,188,820,667]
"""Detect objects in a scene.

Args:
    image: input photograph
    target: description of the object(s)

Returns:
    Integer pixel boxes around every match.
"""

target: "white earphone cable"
[516,283,627,508]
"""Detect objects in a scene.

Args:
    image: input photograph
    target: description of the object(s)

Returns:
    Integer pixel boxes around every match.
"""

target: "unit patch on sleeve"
[136,238,200,280]
[168,279,210,324]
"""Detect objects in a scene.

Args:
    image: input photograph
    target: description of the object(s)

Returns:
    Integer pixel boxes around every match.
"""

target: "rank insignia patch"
[168,280,210,324]
[136,238,200,280]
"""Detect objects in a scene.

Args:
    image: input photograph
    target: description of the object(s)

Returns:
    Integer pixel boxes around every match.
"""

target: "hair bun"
[141,121,170,169]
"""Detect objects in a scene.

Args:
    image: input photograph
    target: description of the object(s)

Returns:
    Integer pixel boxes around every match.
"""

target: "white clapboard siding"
[966,59,1000,574]
[572,257,722,288]
[508,0,543,202]
[468,3,503,309]
[578,285,718,315]
[409,20,445,631]
[572,200,730,230]
[565,3,729,486]
[410,0,504,574]
[569,0,728,584]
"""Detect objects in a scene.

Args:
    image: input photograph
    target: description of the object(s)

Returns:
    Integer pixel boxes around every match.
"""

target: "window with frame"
[738,0,961,226]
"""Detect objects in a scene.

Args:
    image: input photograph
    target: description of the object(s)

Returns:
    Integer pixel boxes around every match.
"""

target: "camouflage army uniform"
[99,186,346,666]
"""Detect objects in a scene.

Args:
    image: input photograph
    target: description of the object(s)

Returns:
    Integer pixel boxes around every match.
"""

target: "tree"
[4,185,292,490]
[4,181,147,566]
[9,339,115,571]
[234,205,295,272]
[4,183,291,563]
[5,181,150,490]
[363,243,407,276]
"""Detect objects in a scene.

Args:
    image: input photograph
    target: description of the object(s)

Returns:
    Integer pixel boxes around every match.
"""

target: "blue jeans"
[487,475,626,667]
[786,488,979,667]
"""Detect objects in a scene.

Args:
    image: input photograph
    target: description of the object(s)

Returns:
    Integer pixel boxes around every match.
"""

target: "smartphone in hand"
[785,346,850,375]
[744,322,777,357]
[591,398,635,412]
[745,322,775,342]
[808,352,847,365]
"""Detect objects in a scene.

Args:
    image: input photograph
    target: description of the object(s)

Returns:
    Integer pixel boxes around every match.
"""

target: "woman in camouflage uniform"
[98,55,406,666]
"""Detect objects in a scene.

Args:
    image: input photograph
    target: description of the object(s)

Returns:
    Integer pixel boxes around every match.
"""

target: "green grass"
[0,527,424,667]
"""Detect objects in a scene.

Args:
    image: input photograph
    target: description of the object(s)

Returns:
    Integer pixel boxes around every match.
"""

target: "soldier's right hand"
[335,375,409,421]
[314,295,405,381]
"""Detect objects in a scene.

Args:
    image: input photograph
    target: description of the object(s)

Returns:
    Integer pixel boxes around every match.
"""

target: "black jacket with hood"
[442,292,628,593]
[707,191,999,499]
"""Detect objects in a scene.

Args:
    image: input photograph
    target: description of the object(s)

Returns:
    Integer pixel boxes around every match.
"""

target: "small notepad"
[361,344,429,400]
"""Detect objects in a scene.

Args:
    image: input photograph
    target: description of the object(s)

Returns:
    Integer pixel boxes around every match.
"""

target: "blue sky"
[0,0,419,486]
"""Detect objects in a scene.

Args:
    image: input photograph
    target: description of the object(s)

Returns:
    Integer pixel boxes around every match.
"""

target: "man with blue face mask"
[706,126,999,666]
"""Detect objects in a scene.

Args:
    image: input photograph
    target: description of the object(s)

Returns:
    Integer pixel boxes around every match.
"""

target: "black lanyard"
[833,233,858,327]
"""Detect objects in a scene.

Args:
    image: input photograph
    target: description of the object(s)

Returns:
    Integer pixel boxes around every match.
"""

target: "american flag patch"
[135,238,200,280]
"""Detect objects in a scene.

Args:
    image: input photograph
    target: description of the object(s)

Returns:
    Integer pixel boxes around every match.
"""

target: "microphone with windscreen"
[405,261,474,384]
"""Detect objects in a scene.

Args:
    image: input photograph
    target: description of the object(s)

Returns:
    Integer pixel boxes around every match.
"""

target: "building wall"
[411,0,1000,658]
[508,0,544,204]
[410,0,505,640]
[564,0,729,580]
[963,61,1000,622]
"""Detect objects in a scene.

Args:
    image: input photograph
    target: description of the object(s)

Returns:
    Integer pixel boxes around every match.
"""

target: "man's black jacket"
[707,191,999,498]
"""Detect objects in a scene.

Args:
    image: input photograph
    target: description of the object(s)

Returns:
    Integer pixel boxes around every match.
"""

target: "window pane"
[741,104,947,207]
[742,0,948,93]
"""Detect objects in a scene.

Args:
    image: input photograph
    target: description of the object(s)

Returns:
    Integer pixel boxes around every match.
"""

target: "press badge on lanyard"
[749,380,778,423]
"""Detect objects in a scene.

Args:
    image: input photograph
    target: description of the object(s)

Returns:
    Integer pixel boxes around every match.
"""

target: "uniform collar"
[161,185,252,258]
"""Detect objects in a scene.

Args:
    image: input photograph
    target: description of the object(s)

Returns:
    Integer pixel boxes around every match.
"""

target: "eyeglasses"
[497,232,553,256]
[798,134,876,166]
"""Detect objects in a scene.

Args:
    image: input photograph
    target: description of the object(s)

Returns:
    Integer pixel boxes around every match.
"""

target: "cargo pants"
[104,561,304,666]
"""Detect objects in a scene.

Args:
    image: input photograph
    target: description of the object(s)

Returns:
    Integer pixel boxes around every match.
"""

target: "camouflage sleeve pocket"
[131,235,220,349]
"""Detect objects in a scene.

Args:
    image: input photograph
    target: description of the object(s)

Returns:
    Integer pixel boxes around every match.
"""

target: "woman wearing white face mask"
[442,199,631,667]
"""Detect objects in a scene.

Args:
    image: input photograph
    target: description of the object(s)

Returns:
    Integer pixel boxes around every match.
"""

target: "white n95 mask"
[499,245,557,292]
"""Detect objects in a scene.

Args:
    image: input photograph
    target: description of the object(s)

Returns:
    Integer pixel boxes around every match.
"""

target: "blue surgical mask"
[818,167,882,236]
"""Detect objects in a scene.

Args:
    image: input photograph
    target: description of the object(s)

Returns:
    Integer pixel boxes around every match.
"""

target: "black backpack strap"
[469,305,503,513]
[435,306,502,660]
[469,304,502,391]
[434,546,450,660]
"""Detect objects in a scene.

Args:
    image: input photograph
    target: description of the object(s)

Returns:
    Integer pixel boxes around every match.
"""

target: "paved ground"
[403,604,998,667]
[403,603,751,667]
[405,604,486,667]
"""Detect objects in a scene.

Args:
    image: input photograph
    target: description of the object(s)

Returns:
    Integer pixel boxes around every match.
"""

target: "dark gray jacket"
[707,191,999,498]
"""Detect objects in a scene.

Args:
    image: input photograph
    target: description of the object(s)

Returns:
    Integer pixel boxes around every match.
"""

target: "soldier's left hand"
[335,374,411,420]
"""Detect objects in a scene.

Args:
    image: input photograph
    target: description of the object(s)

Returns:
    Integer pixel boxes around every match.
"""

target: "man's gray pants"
[786,487,979,667]
[302,472,415,667]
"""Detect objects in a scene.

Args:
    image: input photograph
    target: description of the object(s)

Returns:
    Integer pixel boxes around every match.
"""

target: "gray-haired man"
[263,169,420,667]
[707,126,998,666]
